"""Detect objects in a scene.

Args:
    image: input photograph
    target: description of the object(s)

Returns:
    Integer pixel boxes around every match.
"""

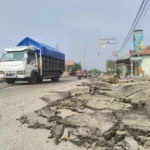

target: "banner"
[66,60,74,66]
[133,30,144,53]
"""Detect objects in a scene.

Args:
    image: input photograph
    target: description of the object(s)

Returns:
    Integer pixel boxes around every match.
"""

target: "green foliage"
[116,66,122,74]
[67,62,81,74]
[106,60,116,73]
[89,68,101,75]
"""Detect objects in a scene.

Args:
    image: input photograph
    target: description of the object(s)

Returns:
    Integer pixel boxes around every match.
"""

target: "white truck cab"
[0,46,38,84]
[0,37,65,84]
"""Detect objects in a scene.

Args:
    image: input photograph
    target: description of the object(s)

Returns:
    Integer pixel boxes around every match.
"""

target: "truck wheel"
[51,76,59,82]
[37,76,43,83]
[29,72,37,84]
[6,79,16,84]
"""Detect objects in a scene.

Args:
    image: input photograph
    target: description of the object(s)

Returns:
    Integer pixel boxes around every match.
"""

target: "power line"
[119,0,149,54]
[137,2,150,28]
[119,0,146,53]
[119,0,149,53]
[134,0,149,29]
[121,1,150,52]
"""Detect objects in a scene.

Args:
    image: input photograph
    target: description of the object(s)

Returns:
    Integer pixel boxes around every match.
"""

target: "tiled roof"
[132,46,150,56]
[129,50,134,56]
[117,46,150,62]
[139,46,150,55]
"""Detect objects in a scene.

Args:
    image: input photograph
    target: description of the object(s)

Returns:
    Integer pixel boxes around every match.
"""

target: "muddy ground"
[18,79,150,150]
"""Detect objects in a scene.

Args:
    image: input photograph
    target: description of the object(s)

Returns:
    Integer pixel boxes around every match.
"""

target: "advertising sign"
[66,60,74,66]
[100,38,106,48]
[133,30,144,53]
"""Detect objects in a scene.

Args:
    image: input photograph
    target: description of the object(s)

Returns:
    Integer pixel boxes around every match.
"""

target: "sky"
[0,0,150,71]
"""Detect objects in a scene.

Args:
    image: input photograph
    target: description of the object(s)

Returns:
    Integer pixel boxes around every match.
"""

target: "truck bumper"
[0,74,29,79]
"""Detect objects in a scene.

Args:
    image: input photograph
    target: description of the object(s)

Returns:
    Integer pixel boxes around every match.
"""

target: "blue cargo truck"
[0,37,65,84]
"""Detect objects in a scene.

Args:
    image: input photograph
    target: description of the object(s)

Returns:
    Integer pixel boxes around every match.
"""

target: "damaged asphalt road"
[18,79,150,150]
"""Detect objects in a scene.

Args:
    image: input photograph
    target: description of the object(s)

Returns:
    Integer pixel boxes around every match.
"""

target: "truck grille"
[6,71,15,76]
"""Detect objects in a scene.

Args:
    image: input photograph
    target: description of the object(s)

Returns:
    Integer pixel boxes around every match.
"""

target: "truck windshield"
[1,51,25,62]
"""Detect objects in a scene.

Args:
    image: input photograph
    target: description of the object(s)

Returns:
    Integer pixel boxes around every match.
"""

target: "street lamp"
[100,38,117,59]
[100,38,118,73]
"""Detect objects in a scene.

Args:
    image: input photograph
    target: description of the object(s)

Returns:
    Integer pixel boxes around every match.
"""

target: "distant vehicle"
[76,70,87,80]
[83,70,87,78]
[76,70,82,80]
[0,37,65,84]
[76,74,82,80]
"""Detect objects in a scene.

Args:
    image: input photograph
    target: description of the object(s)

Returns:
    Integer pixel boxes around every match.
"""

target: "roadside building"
[116,53,131,77]
[116,46,150,77]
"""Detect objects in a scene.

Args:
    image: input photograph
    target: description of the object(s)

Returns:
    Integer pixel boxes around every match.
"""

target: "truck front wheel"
[28,72,37,84]
[6,79,16,84]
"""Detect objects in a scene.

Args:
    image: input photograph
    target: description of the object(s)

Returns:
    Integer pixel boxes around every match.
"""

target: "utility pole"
[83,46,86,70]
[100,38,117,60]
[80,50,82,67]
[80,46,86,70]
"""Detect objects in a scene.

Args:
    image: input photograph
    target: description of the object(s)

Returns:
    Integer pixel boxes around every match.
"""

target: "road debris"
[18,78,150,149]
[61,128,69,141]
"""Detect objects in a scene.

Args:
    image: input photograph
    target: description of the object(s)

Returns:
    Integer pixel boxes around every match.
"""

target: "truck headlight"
[0,71,4,74]
[16,70,26,75]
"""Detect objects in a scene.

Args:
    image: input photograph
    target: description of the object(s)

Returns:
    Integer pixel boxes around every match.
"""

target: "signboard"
[66,60,74,66]
[100,38,106,48]
[100,38,116,48]
[133,30,144,53]
[130,57,142,61]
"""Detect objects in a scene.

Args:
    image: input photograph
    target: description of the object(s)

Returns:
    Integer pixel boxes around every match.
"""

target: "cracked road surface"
[0,77,87,150]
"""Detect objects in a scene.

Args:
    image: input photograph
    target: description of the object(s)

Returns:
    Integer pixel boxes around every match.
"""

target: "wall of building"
[141,56,150,76]
[134,62,139,76]
[122,64,128,76]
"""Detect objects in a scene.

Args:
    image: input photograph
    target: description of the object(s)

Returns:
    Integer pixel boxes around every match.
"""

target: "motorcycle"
[76,70,87,80]
[76,72,82,80]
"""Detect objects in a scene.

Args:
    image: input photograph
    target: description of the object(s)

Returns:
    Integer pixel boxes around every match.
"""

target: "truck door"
[26,50,37,76]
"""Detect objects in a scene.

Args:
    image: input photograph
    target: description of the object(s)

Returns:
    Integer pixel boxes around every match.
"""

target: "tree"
[116,65,122,75]
[89,68,101,75]
[105,60,116,74]
[67,62,81,75]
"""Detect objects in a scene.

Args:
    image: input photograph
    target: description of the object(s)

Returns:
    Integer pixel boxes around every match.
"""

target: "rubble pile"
[18,80,150,150]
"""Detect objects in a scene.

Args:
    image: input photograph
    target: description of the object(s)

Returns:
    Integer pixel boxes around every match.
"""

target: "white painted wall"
[141,56,150,76]
[122,64,128,76]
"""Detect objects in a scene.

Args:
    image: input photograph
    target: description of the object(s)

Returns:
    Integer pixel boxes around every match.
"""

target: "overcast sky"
[0,0,149,71]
